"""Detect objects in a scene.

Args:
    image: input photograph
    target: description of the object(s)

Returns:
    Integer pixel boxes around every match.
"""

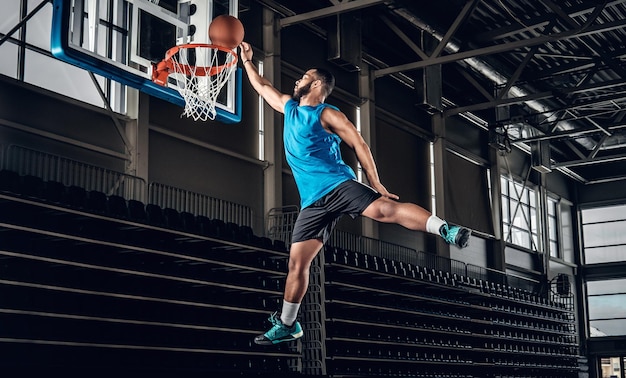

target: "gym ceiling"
[252,0,626,186]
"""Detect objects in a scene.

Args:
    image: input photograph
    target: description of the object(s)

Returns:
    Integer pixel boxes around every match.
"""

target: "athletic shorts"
[291,179,382,244]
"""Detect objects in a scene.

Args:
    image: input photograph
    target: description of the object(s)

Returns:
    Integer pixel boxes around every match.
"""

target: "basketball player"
[239,42,471,345]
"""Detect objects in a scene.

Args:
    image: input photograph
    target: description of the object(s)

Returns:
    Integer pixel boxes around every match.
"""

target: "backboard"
[51,0,241,123]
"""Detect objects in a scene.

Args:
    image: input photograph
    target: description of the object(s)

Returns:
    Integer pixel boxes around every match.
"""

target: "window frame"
[500,175,541,252]
[547,195,561,259]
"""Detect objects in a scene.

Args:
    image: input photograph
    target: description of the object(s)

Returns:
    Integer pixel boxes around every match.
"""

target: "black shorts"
[291,179,382,244]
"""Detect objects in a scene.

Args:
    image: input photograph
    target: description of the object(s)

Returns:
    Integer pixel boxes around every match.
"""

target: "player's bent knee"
[365,197,398,221]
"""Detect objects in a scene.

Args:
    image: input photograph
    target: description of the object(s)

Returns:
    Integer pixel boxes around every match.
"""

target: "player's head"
[292,68,335,101]
[311,68,335,99]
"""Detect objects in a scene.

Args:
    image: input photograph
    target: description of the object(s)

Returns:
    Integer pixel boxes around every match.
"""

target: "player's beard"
[292,81,313,101]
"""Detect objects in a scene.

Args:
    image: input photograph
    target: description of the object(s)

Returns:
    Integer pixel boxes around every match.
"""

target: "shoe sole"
[254,330,304,345]
[455,228,471,248]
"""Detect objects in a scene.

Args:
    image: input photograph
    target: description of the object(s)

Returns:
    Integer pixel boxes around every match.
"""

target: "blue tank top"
[283,99,357,209]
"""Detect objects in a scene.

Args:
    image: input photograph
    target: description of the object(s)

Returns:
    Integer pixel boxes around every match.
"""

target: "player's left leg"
[254,238,323,345]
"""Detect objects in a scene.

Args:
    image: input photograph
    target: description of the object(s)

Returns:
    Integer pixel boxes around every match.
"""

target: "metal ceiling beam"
[431,0,480,58]
[532,60,598,80]
[541,0,580,29]
[520,46,626,81]
[374,17,626,78]
[564,140,588,160]
[444,91,554,116]
[278,0,386,28]
[496,43,541,100]
[579,1,609,30]
[453,66,494,101]
[511,127,601,144]
[475,0,626,42]
[446,77,626,117]
[552,152,626,168]
[543,109,626,130]
[562,89,626,112]
[586,175,626,185]
[585,117,612,138]
[588,133,610,159]
[379,15,429,60]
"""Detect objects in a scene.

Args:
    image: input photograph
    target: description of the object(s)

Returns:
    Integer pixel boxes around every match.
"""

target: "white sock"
[426,215,447,235]
[280,300,300,326]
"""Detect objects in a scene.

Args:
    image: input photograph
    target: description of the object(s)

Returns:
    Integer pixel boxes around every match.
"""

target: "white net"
[168,45,237,122]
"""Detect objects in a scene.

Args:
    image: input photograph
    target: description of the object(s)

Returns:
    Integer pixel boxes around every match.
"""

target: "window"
[582,204,626,264]
[587,279,626,337]
[599,356,624,378]
[547,196,560,258]
[501,176,539,251]
[2,0,125,112]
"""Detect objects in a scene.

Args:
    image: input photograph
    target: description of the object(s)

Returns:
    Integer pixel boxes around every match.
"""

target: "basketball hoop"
[152,43,238,121]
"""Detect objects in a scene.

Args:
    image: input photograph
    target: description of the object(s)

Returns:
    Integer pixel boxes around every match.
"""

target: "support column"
[125,89,150,202]
[262,8,283,221]
[432,113,450,258]
[489,146,506,272]
[538,173,550,276]
[359,65,378,240]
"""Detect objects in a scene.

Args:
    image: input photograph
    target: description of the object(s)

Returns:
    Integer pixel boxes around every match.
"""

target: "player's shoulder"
[320,104,346,121]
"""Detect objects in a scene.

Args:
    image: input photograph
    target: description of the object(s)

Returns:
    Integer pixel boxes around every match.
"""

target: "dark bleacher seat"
[65,186,87,208]
[128,199,147,222]
[370,255,381,270]
[208,218,226,238]
[162,208,181,229]
[357,253,370,269]
[255,236,274,250]
[146,204,164,226]
[86,190,108,214]
[107,195,129,219]
[19,175,44,198]
[0,170,20,193]
[237,225,254,244]
[224,222,240,241]
[196,215,212,235]
[43,181,66,203]
[272,239,287,252]
[179,211,197,232]
[330,247,348,264]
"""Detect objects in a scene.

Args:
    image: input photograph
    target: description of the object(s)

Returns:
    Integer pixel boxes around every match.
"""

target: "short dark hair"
[312,68,335,98]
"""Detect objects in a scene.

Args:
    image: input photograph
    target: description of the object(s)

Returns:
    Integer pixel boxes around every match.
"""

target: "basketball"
[208,15,245,49]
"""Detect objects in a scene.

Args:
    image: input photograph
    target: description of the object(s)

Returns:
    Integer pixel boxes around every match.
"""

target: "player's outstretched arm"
[239,42,290,113]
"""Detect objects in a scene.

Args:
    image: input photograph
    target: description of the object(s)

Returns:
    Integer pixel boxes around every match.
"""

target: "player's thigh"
[361,196,398,221]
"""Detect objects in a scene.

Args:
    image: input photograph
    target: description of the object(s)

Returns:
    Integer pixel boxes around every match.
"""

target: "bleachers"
[0,169,295,375]
[0,167,580,377]
[321,247,579,378]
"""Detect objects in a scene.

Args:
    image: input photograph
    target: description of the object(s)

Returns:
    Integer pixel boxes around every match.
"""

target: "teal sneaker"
[440,224,471,248]
[254,312,303,345]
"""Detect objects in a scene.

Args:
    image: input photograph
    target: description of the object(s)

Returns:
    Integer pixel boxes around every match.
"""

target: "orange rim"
[152,43,238,84]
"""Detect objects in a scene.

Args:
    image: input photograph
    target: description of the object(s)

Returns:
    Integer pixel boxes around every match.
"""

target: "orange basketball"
[208,15,244,49]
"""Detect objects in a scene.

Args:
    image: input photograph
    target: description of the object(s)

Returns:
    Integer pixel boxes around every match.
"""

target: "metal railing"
[326,229,540,293]
[5,145,146,201]
[149,182,254,228]
[328,229,417,262]
[267,205,300,245]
